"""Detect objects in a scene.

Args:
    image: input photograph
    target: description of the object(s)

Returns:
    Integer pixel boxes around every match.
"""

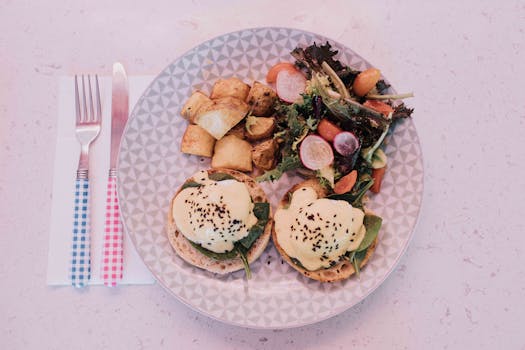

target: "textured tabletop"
[1,1,524,349]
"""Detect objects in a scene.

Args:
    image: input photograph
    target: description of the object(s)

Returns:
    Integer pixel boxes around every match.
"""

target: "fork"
[70,75,102,288]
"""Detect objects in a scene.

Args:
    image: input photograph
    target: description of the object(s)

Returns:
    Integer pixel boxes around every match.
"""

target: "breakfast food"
[174,40,415,281]
[179,77,278,174]
[272,179,380,282]
[167,169,272,276]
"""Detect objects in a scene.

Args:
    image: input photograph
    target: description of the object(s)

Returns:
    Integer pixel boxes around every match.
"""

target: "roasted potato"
[180,91,213,123]
[180,124,216,157]
[210,77,250,101]
[245,116,276,141]
[252,139,278,171]
[245,81,277,117]
[211,135,253,172]
[195,97,250,140]
[225,122,246,140]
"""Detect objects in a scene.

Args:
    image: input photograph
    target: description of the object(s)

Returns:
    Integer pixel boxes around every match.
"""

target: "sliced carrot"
[317,119,343,142]
[363,100,394,116]
[333,170,358,194]
[266,62,297,84]
[370,166,386,193]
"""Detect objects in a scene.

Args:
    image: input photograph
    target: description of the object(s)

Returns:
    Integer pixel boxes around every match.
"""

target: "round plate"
[117,27,424,329]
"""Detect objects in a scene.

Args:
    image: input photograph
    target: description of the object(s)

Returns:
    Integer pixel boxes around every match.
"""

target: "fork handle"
[70,178,91,288]
[100,173,123,286]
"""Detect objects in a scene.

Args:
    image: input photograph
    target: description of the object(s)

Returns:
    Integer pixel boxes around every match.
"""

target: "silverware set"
[69,64,129,288]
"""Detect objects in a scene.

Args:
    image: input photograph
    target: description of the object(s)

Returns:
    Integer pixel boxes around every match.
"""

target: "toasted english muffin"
[167,168,272,274]
[272,179,378,283]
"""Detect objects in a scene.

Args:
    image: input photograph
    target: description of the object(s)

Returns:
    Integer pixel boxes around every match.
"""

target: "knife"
[101,62,129,287]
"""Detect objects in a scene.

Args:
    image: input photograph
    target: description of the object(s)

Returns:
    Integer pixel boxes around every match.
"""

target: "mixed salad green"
[257,42,413,191]
[258,42,413,275]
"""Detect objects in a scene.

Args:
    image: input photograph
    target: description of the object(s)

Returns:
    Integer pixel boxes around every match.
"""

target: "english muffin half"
[167,168,272,276]
[272,179,380,283]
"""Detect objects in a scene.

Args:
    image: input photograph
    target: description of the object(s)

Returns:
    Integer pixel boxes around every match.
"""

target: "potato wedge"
[195,97,249,140]
[210,77,250,101]
[245,116,276,141]
[180,91,213,123]
[252,139,278,171]
[212,135,253,172]
[212,96,250,113]
[180,124,216,157]
[246,81,277,117]
[225,122,246,140]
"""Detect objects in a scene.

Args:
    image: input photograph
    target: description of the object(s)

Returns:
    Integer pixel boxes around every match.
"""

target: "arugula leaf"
[235,244,252,279]
[350,249,368,277]
[237,203,270,249]
[253,202,270,220]
[208,172,236,182]
[181,181,201,190]
[290,257,306,269]
[256,154,302,182]
[357,214,382,252]
[189,241,239,260]
[180,172,235,190]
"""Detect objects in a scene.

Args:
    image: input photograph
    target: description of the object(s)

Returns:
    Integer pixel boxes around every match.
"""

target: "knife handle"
[70,178,91,288]
[101,172,123,286]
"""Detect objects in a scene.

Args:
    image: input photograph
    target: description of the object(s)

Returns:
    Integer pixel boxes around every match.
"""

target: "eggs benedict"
[273,179,380,282]
[167,169,272,276]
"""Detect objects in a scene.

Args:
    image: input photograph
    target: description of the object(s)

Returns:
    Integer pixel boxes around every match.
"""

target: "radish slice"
[276,69,306,103]
[299,135,334,170]
[333,131,360,157]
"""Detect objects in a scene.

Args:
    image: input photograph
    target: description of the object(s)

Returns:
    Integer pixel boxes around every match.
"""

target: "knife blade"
[101,62,129,287]
[109,62,129,170]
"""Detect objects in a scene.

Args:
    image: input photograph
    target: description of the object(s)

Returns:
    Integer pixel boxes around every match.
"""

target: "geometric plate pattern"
[117,27,424,329]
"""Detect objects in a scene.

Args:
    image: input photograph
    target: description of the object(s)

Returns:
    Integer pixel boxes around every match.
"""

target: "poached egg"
[274,186,365,271]
[172,171,258,253]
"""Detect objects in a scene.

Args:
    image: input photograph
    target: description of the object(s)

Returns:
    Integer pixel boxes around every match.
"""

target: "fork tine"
[74,75,81,123]
[81,75,87,123]
[95,75,101,122]
[87,75,94,122]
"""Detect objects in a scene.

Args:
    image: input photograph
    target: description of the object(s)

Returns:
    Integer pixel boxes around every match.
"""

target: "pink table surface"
[1,1,524,349]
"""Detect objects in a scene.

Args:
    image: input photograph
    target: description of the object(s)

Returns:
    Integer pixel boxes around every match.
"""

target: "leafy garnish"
[375,80,391,94]
[291,41,360,86]
[187,201,269,279]
[362,126,389,165]
[290,257,306,269]
[350,249,368,277]
[181,172,236,190]
[237,202,270,249]
[357,214,382,252]
[180,181,201,190]
[256,154,302,182]
[235,245,252,279]
[316,165,334,189]
[392,103,414,121]
[208,172,236,182]
[327,173,374,208]
[189,241,239,260]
